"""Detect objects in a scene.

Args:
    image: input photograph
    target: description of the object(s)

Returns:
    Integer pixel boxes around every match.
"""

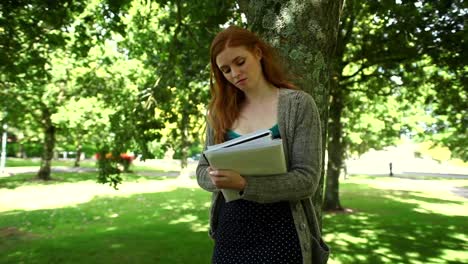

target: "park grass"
[4,157,170,173]
[0,173,467,264]
[0,172,212,264]
[5,158,96,168]
[325,175,468,264]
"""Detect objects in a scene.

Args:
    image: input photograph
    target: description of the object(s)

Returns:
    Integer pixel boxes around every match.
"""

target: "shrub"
[95,153,135,172]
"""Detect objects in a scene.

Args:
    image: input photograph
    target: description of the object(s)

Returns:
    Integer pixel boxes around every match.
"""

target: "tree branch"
[341,64,366,80]
[339,68,381,86]
[164,0,184,66]
[342,85,394,96]
[341,1,356,49]
[182,24,202,49]
[342,54,412,81]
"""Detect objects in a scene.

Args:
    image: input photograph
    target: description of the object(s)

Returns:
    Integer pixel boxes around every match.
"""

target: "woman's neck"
[243,78,278,106]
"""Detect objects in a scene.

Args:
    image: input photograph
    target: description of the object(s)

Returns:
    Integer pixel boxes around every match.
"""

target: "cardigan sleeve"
[196,120,219,192]
[240,93,322,203]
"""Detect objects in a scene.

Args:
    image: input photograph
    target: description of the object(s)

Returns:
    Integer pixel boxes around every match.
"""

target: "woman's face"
[215,45,263,91]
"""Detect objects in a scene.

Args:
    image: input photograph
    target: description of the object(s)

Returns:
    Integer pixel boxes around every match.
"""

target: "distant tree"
[0,0,131,180]
[52,97,114,167]
[80,0,237,186]
[323,0,466,210]
[119,0,236,168]
[0,1,87,180]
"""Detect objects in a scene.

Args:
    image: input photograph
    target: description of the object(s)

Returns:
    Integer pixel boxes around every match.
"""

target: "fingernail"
[209,170,216,175]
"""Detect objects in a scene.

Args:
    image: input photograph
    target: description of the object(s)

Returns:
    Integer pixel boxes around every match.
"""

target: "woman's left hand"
[208,167,246,191]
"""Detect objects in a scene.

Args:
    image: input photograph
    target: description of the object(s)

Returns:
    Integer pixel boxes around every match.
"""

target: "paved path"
[0,166,195,178]
[348,172,468,179]
[400,172,468,179]
[1,166,96,177]
[2,166,466,199]
[451,187,468,199]
[135,171,190,178]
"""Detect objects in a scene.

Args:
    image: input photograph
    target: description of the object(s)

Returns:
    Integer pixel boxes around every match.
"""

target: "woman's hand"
[208,167,246,191]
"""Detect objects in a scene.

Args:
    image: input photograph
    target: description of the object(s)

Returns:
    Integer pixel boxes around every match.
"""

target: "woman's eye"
[237,60,245,65]
[223,68,231,74]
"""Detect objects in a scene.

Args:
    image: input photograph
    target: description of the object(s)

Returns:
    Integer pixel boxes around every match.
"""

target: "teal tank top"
[226,124,280,140]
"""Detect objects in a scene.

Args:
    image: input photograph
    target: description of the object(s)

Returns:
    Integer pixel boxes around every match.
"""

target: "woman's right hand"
[207,167,246,191]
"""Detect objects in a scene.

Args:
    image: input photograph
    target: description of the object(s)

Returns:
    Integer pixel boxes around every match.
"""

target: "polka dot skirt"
[212,199,302,264]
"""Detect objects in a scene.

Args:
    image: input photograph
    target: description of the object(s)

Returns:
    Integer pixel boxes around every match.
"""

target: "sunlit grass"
[0,173,212,264]
[5,158,96,168]
[0,173,466,263]
[324,175,468,264]
[0,173,196,212]
[4,157,177,174]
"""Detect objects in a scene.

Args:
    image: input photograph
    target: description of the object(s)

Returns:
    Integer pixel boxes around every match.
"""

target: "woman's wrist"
[237,177,246,192]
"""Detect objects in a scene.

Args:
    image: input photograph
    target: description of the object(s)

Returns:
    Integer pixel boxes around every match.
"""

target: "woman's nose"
[231,67,240,79]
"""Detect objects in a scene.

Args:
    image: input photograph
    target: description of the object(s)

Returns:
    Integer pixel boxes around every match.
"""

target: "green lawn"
[325,176,467,264]
[5,158,96,168]
[0,173,467,264]
[4,158,169,173]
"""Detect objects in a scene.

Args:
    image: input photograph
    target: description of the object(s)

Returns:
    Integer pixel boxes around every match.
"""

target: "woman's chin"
[233,84,246,91]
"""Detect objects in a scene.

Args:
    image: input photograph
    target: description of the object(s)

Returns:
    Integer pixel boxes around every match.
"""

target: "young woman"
[196,25,323,264]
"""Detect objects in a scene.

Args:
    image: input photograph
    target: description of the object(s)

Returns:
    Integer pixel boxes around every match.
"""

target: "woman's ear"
[254,46,263,60]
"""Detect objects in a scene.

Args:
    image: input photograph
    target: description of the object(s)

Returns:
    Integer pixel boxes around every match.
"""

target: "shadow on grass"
[0,187,213,264]
[324,183,467,264]
[1,178,466,263]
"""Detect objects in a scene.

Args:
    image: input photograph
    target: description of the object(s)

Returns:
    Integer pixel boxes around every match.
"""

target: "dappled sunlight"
[324,222,466,263]
[169,213,198,224]
[346,213,371,221]
[448,232,467,242]
[336,233,369,245]
[110,243,123,249]
[168,213,209,232]
[346,177,468,216]
[104,227,118,232]
[324,176,468,264]
[161,193,211,233]
[108,213,119,218]
[438,249,467,263]
[396,198,467,216]
[0,184,214,263]
[0,178,200,212]
[190,222,210,232]
[168,213,210,232]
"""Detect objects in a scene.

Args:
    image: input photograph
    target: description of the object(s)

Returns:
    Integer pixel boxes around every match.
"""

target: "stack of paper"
[203,129,287,201]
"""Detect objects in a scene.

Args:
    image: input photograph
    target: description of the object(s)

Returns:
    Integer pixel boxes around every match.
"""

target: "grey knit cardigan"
[196,88,322,264]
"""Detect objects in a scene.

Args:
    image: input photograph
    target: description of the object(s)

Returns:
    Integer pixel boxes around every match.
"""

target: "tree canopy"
[0,0,465,188]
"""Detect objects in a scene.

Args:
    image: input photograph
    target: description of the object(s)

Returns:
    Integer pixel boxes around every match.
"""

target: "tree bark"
[17,142,26,158]
[37,109,55,180]
[323,1,353,211]
[239,0,344,224]
[323,77,344,210]
[74,143,82,168]
[179,112,189,169]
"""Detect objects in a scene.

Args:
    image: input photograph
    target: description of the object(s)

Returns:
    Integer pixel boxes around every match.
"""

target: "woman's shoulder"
[279,88,315,105]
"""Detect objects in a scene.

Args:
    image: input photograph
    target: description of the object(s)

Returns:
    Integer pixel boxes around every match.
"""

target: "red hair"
[209,25,297,144]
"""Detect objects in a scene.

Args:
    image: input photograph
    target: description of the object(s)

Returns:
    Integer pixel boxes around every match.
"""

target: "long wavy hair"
[209,25,296,144]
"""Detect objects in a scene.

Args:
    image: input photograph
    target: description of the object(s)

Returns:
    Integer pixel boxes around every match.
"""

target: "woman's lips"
[236,78,247,85]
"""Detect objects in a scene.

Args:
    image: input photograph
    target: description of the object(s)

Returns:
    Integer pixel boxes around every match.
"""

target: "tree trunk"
[239,0,344,225]
[74,143,82,167]
[323,78,344,210]
[179,112,189,169]
[37,109,56,180]
[323,1,354,211]
[17,142,26,158]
